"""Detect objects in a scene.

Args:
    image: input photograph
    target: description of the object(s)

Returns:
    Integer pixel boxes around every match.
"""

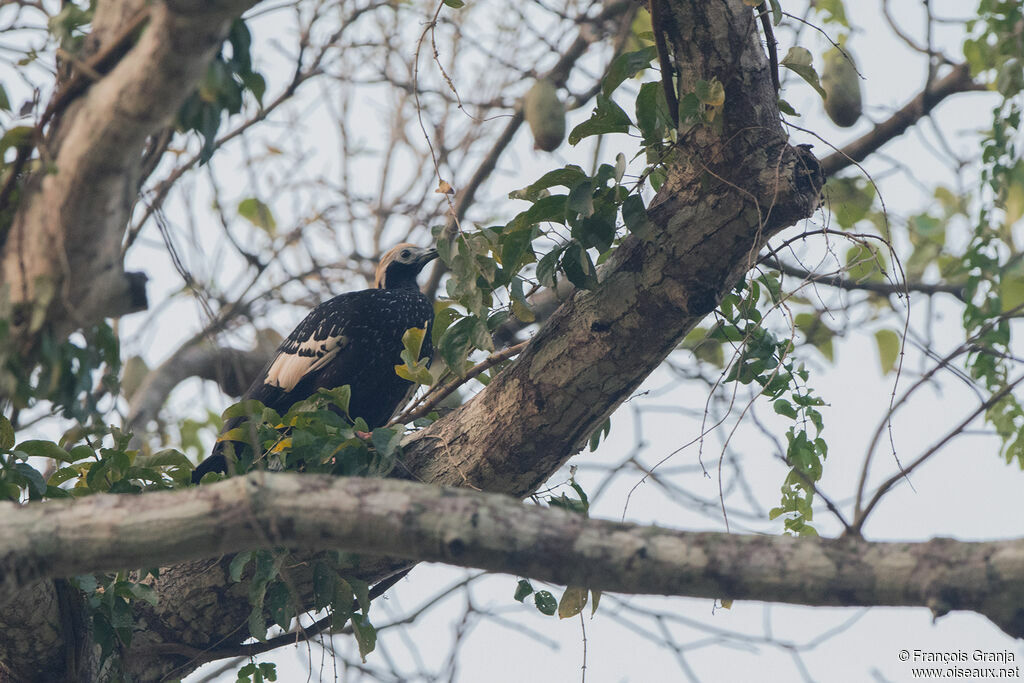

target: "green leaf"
[534,590,557,616]
[509,166,588,202]
[621,194,655,240]
[874,329,901,375]
[238,198,277,235]
[266,581,294,631]
[0,415,13,451]
[602,46,658,97]
[999,260,1024,313]
[567,179,595,218]
[826,176,876,228]
[844,242,888,282]
[636,81,670,143]
[136,448,192,470]
[588,416,611,452]
[509,194,569,231]
[438,316,476,374]
[15,439,74,463]
[312,562,337,611]
[780,47,827,100]
[773,399,798,419]
[591,589,602,616]
[222,399,271,421]
[0,84,9,112]
[500,228,535,276]
[400,326,427,361]
[536,246,564,289]
[514,579,534,602]
[370,427,403,459]
[561,242,599,290]
[0,126,33,156]
[229,551,254,582]
[568,94,632,145]
[443,0,464,7]
[15,463,46,497]
[350,614,377,662]
[694,78,725,106]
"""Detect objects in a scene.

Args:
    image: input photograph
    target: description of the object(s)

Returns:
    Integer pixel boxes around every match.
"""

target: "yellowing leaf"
[218,427,252,442]
[999,260,1024,313]
[874,329,901,375]
[238,197,277,235]
[557,585,589,619]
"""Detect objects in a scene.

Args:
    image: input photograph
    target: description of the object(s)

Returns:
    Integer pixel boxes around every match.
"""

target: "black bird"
[192,243,438,483]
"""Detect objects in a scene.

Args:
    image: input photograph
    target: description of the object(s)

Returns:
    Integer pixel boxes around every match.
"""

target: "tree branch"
[1,474,1021,638]
[0,0,259,338]
[766,257,966,300]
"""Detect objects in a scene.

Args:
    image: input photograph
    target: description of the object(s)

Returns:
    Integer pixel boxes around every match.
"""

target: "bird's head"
[374,243,439,289]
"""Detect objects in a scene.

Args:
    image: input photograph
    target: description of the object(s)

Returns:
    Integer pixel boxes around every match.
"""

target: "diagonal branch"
[0,0,260,339]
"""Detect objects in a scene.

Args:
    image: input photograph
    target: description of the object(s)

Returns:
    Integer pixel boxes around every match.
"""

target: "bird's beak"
[419,247,439,264]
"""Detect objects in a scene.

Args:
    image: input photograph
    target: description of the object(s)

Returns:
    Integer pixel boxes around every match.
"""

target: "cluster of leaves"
[176,19,266,164]
[709,276,828,535]
[513,476,600,619]
[0,420,191,503]
[0,297,122,421]
[429,46,675,386]
[0,411,193,664]
[226,550,377,661]
[72,571,158,661]
[199,387,403,482]
[961,0,1024,468]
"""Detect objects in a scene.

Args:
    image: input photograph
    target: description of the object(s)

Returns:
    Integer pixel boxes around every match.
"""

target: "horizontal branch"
[0,474,1021,638]
[767,257,966,300]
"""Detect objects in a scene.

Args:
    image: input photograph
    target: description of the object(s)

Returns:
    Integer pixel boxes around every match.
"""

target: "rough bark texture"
[0,1,832,681]
[398,0,821,495]
[0,2,259,680]
[0,0,255,337]
[2,475,1022,638]
[127,3,821,680]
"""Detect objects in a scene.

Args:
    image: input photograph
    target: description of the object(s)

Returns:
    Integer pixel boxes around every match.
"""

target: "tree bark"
[0,1,833,680]
[0,0,257,339]
[1,475,1022,638]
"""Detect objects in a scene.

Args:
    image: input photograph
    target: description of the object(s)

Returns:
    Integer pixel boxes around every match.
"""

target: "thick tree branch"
[0,0,258,338]
[399,0,822,496]
[3,3,827,679]
[1,474,1021,638]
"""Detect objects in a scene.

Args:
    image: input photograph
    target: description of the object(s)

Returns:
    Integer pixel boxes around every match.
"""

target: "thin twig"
[391,340,529,426]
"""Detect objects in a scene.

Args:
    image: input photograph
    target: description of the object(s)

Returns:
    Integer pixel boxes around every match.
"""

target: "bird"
[191,243,438,483]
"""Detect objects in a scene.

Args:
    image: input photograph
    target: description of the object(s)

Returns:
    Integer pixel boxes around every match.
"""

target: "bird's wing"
[263,326,348,393]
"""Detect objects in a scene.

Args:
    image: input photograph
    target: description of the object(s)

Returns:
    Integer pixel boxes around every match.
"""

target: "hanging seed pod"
[821,47,862,128]
[524,79,566,152]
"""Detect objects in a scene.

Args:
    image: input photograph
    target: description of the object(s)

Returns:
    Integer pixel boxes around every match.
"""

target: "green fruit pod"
[821,47,862,128]
[524,79,566,152]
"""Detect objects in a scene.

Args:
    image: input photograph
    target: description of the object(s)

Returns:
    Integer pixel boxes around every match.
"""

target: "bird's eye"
[400,249,411,260]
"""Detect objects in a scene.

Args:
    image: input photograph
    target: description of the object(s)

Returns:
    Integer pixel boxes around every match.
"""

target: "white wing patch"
[265,333,347,392]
